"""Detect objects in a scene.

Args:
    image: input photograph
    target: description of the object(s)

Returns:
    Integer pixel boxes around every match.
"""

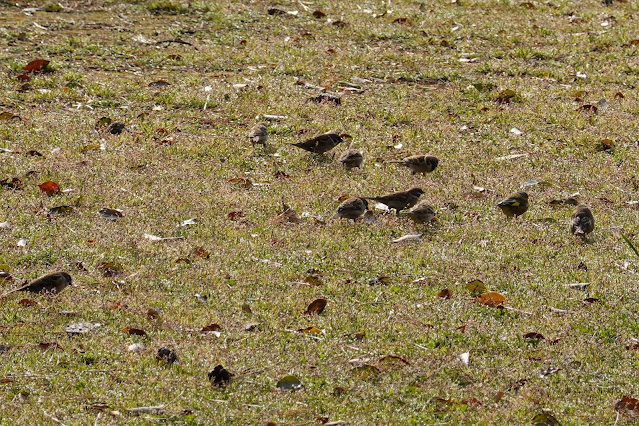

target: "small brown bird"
[388,155,439,175]
[497,191,529,218]
[570,205,595,237]
[338,149,363,169]
[248,122,268,145]
[292,133,344,154]
[334,197,368,221]
[368,187,424,212]
[404,200,436,224]
[1,272,72,298]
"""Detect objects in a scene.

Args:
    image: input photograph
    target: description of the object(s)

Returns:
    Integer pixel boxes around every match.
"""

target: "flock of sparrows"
[0,125,595,300]
[250,122,596,238]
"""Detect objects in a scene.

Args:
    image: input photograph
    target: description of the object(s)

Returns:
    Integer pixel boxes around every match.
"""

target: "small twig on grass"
[501,305,533,315]
[156,39,198,50]
[42,410,66,426]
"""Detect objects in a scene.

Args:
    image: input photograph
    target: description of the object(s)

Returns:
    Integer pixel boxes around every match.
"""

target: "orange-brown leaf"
[296,326,323,334]
[202,323,222,332]
[24,59,50,72]
[18,298,37,307]
[523,332,545,340]
[438,288,452,299]
[192,246,210,259]
[38,180,61,196]
[617,396,639,416]
[122,326,146,336]
[474,291,506,306]
[304,298,327,315]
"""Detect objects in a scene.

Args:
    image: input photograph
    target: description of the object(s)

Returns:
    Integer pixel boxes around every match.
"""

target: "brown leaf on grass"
[312,10,326,18]
[23,59,50,73]
[191,246,210,259]
[577,104,597,113]
[438,288,452,299]
[304,298,327,315]
[1,177,23,190]
[98,208,124,219]
[17,83,31,93]
[267,7,286,15]
[392,17,413,25]
[228,177,253,189]
[25,150,42,157]
[0,112,20,121]
[201,323,222,332]
[615,91,625,99]
[122,326,147,336]
[596,138,614,152]
[38,342,63,351]
[523,332,545,340]
[474,291,506,306]
[16,74,30,82]
[332,21,348,28]
[616,396,639,417]
[227,211,245,221]
[18,298,37,307]
[296,326,324,334]
[584,297,600,304]
[38,181,61,196]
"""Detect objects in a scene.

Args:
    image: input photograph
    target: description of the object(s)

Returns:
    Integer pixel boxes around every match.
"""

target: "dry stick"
[501,305,533,315]
[42,410,66,426]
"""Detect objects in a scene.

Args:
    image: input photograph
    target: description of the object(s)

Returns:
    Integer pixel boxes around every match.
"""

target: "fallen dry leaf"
[304,298,327,315]
[474,291,506,306]
[122,326,146,336]
[23,59,50,73]
[38,181,61,196]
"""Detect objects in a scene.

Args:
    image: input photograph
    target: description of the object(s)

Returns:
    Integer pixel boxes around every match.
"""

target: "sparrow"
[334,197,368,221]
[291,133,344,154]
[368,187,424,212]
[338,149,363,169]
[156,347,178,364]
[1,272,72,298]
[388,155,439,175]
[208,365,233,386]
[248,122,268,145]
[404,200,436,224]
[497,191,529,218]
[570,205,595,237]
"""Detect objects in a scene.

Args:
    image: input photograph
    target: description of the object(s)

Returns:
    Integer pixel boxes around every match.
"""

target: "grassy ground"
[2,0,639,423]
